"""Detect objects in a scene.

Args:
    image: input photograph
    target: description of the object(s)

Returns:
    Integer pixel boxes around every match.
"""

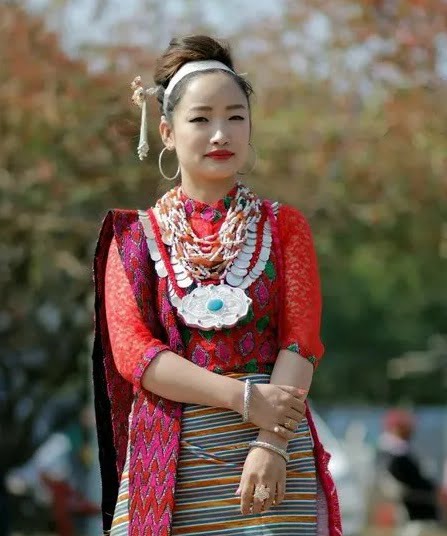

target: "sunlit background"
[1,0,446,534]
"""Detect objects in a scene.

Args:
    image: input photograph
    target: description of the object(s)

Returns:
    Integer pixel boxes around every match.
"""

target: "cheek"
[237,122,251,144]
[174,127,203,161]
[185,125,208,145]
[236,124,251,156]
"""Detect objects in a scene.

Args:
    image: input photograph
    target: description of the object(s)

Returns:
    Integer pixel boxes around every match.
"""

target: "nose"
[210,125,229,146]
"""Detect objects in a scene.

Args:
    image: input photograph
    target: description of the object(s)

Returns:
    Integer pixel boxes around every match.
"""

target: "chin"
[198,166,239,182]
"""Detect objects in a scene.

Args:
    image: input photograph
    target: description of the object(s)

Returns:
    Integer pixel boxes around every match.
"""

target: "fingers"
[286,407,305,424]
[276,480,286,506]
[279,385,308,399]
[251,491,266,515]
[240,480,255,515]
[290,397,306,415]
[261,482,276,513]
[276,386,307,416]
[283,417,299,432]
[239,479,286,515]
[273,423,295,441]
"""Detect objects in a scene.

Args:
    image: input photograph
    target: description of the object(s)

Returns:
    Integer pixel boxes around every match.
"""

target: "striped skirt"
[111,373,318,535]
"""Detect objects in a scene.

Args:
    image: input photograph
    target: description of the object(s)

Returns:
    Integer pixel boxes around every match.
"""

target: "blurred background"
[1,0,446,535]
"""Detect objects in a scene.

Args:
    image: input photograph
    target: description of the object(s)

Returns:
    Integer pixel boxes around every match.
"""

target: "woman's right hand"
[247,384,307,441]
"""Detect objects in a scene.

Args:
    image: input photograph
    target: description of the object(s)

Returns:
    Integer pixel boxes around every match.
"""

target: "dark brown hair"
[153,35,253,121]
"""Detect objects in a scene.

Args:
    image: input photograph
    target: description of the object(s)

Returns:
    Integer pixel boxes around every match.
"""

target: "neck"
[180,175,238,204]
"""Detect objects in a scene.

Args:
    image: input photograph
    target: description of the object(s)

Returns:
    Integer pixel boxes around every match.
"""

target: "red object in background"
[383,409,415,432]
[372,501,400,528]
[40,473,100,536]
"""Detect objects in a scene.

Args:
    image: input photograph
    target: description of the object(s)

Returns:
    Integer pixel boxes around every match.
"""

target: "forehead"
[177,71,247,109]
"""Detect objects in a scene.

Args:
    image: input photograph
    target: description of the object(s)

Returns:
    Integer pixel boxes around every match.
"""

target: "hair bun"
[154,35,234,89]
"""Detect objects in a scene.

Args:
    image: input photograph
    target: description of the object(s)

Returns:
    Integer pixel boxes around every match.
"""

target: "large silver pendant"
[177,284,252,331]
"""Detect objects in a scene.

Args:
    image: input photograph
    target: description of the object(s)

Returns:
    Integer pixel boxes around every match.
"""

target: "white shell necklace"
[138,184,277,331]
[155,182,261,283]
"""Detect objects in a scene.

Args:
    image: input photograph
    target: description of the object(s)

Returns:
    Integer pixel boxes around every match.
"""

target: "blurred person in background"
[6,403,99,536]
[92,35,341,535]
[376,408,445,533]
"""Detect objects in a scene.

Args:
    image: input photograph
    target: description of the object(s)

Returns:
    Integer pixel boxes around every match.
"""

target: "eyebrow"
[188,104,247,112]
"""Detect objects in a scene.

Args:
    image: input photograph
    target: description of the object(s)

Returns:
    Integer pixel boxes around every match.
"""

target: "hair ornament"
[131,76,158,160]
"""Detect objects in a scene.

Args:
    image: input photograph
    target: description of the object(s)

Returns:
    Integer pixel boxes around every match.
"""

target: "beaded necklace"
[143,182,269,331]
[155,182,261,282]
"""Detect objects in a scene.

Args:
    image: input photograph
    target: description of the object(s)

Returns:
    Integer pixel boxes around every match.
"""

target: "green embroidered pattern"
[256,315,270,333]
[286,343,317,368]
[199,329,215,341]
[238,306,254,327]
[306,355,318,367]
[264,259,276,281]
[244,359,259,372]
[234,361,275,374]
[180,326,192,346]
[212,210,223,223]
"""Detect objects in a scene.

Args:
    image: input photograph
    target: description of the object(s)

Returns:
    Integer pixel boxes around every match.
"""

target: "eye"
[229,115,245,120]
[189,117,208,123]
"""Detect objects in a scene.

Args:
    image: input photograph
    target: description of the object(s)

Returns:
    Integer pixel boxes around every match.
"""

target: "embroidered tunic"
[105,187,325,385]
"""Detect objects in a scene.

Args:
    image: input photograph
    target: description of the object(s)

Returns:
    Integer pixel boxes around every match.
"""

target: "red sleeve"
[278,205,325,369]
[105,237,170,388]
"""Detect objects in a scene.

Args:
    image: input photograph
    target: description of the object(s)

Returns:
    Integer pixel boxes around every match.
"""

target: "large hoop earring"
[237,142,257,175]
[159,147,181,181]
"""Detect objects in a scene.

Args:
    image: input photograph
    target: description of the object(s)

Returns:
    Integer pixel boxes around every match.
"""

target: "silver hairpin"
[131,76,159,160]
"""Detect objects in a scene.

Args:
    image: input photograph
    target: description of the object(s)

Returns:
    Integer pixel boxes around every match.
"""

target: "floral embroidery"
[255,279,269,308]
[215,341,231,364]
[239,332,255,356]
[191,345,210,367]
[259,339,276,362]
[181,183,238,226]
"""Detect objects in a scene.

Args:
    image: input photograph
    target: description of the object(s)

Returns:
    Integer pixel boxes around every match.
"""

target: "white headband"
[163,60,235,113]
[131,60,237,161]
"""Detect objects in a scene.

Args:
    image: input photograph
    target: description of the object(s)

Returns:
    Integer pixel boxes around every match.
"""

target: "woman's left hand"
[235,446,286,515]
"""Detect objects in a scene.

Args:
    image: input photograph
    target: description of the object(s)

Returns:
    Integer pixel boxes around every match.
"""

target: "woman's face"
[160,72,250,184]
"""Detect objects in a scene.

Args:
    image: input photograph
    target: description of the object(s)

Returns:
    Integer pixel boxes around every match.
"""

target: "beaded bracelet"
[248,440,290,463]
[242,379,252,423]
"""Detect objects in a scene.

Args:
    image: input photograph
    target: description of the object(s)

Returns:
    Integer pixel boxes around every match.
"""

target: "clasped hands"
[236,384,307,515]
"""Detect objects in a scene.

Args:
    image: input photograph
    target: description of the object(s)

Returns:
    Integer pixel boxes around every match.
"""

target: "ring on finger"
[253,484,271,501]
[274,425,290,436]
[284,418,295,430]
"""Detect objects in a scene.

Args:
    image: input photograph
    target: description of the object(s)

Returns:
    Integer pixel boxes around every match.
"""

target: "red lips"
[205,150,234,160]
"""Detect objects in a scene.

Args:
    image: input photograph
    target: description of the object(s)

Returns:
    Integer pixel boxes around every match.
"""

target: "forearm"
[257,349,314,448]
[141,349,244,413]
[270,349,314,392]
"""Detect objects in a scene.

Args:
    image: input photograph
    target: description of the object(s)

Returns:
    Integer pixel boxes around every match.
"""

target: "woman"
[92,35,341,535]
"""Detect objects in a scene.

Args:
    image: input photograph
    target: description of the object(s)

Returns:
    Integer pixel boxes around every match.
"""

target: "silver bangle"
[248,440,290,463]
[242,379,252,423]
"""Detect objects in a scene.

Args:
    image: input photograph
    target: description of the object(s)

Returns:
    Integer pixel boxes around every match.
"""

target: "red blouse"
[105,189,324,390]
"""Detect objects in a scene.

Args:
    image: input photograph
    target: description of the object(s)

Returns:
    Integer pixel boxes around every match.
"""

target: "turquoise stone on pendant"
[207,297,224,312]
